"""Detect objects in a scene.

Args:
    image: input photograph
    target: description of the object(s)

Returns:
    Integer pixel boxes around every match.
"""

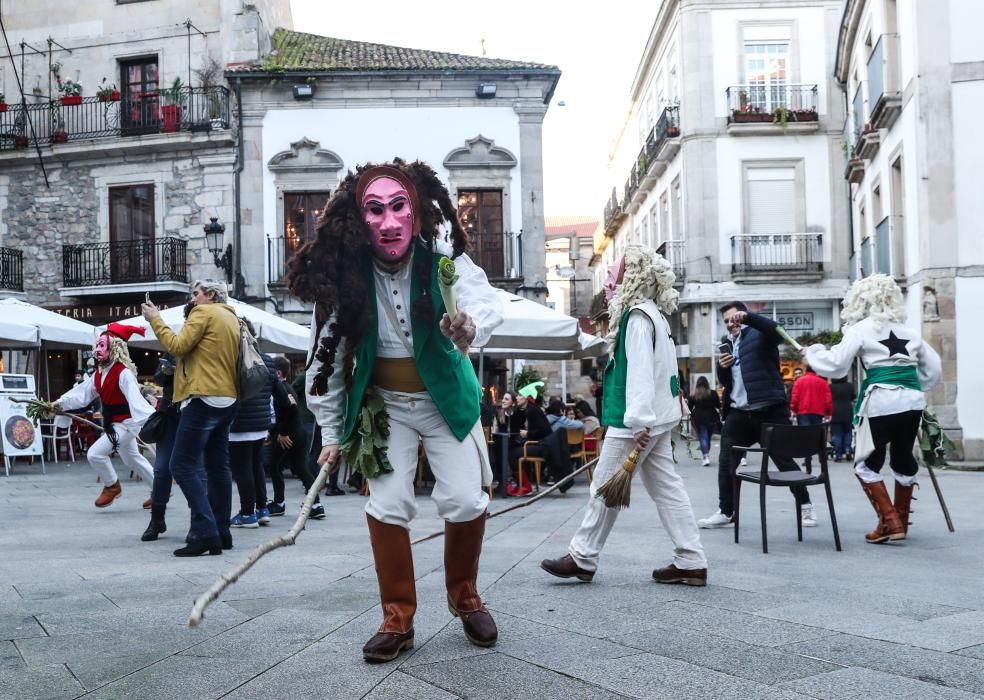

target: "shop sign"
[44,302,173,324]
[776,312,814,331]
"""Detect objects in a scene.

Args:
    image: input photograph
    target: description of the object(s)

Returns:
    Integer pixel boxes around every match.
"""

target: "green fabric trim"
[601,311,631,429]
[854,365,921,420]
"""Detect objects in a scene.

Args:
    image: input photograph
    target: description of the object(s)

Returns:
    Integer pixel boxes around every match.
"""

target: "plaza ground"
[2,443,984,699]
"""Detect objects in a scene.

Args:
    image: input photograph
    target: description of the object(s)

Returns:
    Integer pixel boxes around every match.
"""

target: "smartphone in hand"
[718,342,732,355]
[145,292,152,304]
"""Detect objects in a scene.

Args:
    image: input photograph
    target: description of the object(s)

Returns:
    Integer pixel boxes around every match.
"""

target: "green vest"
[341,243,482,443]
[602,309,679,429]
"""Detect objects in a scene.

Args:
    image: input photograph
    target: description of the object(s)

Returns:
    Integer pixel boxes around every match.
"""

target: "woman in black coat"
[688,376,721,466]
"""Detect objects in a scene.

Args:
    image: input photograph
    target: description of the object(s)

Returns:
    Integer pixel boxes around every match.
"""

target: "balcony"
[603,187,626,235]
[662,239,686,283]
[0,87,231,152]
[61,237,188,297]
[845,157,865,184]
[726,84,818,135]
[623,105,681,214]
[856,125,881,159]
[267,235,301,288]
[730,233,823,279]
[0,246,23,292]
[867,34,902,130]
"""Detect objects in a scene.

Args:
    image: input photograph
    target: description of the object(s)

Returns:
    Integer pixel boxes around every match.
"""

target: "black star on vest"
[878,330,910,357]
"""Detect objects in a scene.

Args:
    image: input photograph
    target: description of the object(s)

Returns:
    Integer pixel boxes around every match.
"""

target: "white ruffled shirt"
[307,242,503,445]
[56,364,154,425]
[805,318,942,418]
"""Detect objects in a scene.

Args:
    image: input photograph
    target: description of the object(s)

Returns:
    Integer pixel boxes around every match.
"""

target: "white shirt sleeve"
[623,311,659,433]
[55,374,98,412]
[451,252,503,349]
[917,339,943,391]
[806,327,863,379]
[304,308,346,446]
[118,368,154,425]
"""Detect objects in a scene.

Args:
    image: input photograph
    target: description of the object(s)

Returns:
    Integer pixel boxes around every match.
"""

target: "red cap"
[103,323,146,343]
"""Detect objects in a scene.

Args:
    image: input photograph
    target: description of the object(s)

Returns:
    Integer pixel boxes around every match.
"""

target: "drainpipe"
[232,75,244,299]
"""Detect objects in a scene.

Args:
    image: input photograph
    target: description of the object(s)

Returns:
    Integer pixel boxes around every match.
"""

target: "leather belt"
[372,357,426,393]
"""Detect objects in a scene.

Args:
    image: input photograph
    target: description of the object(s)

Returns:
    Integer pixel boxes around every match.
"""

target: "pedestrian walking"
[541,245,707,586]
[804,274,941,543]
[790,367,832,470]
[687,376,721,466]
[141,280,239,557]
[697,301,817,530]
[288,160,503,662]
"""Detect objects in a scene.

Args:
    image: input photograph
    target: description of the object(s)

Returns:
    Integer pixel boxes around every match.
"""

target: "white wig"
[606,244,678,350]
[840,273,906,330]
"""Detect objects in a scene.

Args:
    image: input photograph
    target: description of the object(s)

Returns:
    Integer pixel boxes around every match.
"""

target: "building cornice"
[834,0,865,83]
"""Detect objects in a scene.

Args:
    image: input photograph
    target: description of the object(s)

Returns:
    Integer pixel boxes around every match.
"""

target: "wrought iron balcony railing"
[0,246,23,291]
[662,239,686,281]
[62,237,188,288]
[0,86,231,151]
[730,233,823,274]
[726,84,818,123]
[267,235,302,287]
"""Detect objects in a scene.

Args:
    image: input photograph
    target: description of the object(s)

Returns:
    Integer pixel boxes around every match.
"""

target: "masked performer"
[804,274,941,543]
[53,323,154,508]
[286,159,503,663]
[540,245,708,585]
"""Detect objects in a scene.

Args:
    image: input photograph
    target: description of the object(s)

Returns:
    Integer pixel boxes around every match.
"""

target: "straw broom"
[595,447,641,509]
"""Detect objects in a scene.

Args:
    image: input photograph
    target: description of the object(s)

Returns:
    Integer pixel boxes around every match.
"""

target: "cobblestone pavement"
[2,446,983,699]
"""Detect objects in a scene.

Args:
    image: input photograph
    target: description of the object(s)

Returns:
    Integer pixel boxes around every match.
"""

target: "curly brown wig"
[285,158,469,396]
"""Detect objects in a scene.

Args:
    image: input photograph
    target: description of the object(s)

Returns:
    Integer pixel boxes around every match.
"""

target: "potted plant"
[0,91,6,112]
[96,78,120,102]
[667,124,680,137]
[58,79,83,106]
[14,134,28,149]
[159,77,184,133]
[772,106,794,126]
[193,56,227,130]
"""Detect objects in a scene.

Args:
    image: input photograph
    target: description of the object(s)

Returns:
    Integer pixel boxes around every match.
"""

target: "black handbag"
[139,404,176,444]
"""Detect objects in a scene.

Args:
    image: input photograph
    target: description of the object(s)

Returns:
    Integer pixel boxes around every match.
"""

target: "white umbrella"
[480,289,580,355]
[0,298,97,349]
[100,298,310,354]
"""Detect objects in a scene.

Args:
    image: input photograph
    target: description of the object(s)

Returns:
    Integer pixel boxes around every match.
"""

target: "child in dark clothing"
[269,356,325,520]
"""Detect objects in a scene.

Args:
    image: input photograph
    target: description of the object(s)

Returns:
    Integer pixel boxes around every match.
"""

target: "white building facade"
[836,0,984,458]
[592,0,850,392]
[229,30,560,325]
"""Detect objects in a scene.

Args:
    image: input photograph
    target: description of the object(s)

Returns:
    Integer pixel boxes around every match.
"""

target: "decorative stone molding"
[267,137,344,173]
[443,135,517,171]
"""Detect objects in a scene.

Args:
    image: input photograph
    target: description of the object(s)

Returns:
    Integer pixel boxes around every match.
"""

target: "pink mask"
[94,335,110,363]
[603,257,625,303]
[362,176,415,264]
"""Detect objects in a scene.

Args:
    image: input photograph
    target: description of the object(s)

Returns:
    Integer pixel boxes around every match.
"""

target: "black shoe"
[220,532,233,550]
[173,536,222,557]
[325,486,346,496]
[268,502,286,517]
[309,503,326,520]
[141,507,166,542]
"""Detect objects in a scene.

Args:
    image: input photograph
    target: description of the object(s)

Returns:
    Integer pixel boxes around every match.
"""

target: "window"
[120,56,159,135]
[744,40,790,111]
[658,192,669,245]
[457,189,504,277]
[671,177,682,240]
[284,191,330,251]
[641,215,651,248]
[109,184,155,282]
[746,167,796,234]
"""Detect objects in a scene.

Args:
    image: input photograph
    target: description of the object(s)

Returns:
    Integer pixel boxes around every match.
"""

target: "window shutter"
[747,168,795,234]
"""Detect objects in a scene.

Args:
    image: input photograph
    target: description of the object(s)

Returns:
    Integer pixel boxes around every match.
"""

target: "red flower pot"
[60,95,82,106]
[161,105,182,133]
[14,135,28,148]
[667,126,680,137]
[51,130,69,144]
[0,103,7,113]
[111,90,120,101]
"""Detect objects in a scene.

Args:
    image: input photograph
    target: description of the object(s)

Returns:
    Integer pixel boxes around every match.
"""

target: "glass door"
[120,57,159,135]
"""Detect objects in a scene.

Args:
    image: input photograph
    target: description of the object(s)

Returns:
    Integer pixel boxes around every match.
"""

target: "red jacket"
[790,372,832,417]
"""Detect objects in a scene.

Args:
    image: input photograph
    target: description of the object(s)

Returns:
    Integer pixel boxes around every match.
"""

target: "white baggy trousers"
[87,419,154,490]
[569,431,707,572]
[366,389,491,529]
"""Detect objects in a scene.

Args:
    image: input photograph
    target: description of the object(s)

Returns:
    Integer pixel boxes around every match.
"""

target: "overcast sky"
[289,0,655,219]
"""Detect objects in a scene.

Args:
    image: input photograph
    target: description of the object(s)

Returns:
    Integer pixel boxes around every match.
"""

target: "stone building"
[590,0,850,395]
[0,0,291,386]
[836,0,984,458]
[226,28,560,325]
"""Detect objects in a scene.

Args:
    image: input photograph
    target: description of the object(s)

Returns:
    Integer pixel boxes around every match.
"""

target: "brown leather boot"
[894,482,917,538]
[362,515,416,663]
[856,476,905,544]
[94,481,122,508]
[445,514,498,647]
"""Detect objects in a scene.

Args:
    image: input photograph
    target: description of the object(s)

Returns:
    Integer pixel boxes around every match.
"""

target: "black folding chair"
[732,423,842,553]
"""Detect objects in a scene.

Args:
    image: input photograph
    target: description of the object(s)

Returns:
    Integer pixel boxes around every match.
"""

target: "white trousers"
[87,420,153,490]
[569,432,707,572]
[366,389,490,529]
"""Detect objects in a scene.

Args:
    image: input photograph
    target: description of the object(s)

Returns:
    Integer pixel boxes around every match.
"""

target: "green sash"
[854,365,921,421]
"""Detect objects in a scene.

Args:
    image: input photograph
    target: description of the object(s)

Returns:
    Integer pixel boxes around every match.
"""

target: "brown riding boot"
[362,515,416,663]
[856,476,905,544]
[894,482,917,539]
[445,514,498,647]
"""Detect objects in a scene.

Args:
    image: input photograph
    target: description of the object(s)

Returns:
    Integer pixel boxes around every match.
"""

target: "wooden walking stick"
[11,397,156,456]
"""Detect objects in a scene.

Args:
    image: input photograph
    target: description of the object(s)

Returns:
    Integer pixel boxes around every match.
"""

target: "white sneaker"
[698,510,734,529]
[739,458,748,467]
[801,504,818,528]
[701,456,711,466]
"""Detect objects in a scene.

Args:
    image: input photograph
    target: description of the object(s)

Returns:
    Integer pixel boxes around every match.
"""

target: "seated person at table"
[508,387,573,495]
[546,397,583,432]
[574,400,601,436]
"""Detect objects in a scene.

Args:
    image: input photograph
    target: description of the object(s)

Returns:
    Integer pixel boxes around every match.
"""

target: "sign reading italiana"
[43,302,173,323]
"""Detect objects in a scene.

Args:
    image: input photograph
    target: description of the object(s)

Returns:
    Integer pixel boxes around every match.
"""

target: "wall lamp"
[203,217,233,283]
[292,83,315,99]
[476,82,497,99]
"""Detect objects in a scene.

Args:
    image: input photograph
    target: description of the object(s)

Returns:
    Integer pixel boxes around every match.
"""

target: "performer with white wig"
[540,244,708,585]
[804,274,941,543]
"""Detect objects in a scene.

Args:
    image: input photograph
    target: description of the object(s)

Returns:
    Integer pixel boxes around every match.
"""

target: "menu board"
[0,396,44,457]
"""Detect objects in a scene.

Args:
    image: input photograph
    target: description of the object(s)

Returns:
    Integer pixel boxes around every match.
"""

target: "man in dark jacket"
[228,350,276,528]
[698,302,816,529]
[270,356,324,520]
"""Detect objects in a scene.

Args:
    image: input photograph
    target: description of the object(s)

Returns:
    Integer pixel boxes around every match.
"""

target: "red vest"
[95,363,132,424]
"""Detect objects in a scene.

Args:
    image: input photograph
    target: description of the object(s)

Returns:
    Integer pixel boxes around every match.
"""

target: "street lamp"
[203,217,233,283]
